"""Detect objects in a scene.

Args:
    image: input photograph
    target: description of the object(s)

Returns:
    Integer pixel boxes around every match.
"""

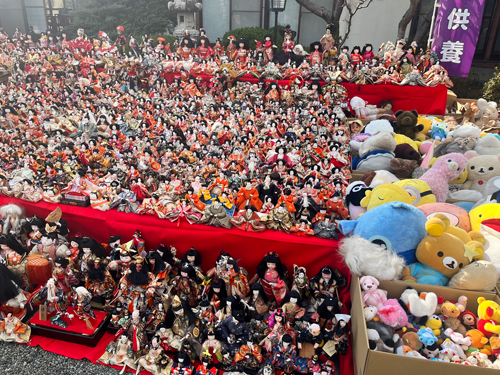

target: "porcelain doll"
[310,266,346,310]
[32,231,71,265]
[0,312,31,343]
[171,352,193,375]
[74,286,96,328]
[169,263,200,308]
[135,335,165,375]
[250,252,289,305]
[268,334,296,370]
[322,314,350,358]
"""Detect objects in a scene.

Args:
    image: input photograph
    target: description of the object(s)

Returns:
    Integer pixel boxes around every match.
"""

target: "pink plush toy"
[360,276,388,310]
[419,152,470,202]
[378,299,410,329]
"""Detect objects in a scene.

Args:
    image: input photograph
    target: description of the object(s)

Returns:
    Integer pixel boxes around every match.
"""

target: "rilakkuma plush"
[444,328,472,347]
[418,327,439,347]
[338,202,427,279]
[476,98,499,129]
[400,288,438,318]
[378,299,410,329]
[461,153,500,194]
[433,138,477,158]
[475,134,500,155]
[389,158,419,177]
[470,203,500,231]
[345,181,371,220]
[477,297,500,337]
[360,276,387,310]
[366,320,401,350]
[353,130,397,172]
[364,306,379,322]
[393,179,437,207]
[448,260,498,291]
[418,202,471,231]
[430,119,450,141]
[472,177,500,208]
[402,217,480,286]
[360,170,399,187]
[367,329,395,353]
[394,110,423,140]
[465,329,490,353]
[360,183,416,211]
[419,152,470,202]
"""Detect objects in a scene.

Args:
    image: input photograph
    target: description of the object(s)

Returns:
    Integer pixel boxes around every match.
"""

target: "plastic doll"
[135,335,164,375]
[250,252,289,305]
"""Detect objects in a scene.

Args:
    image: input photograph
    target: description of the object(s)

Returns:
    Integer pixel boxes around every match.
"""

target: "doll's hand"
[297,343,302,349]
[314,343,319,349]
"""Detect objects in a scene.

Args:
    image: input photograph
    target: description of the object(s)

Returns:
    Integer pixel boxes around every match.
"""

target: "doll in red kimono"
[177,35,197,60]
[214,38,224,59]
[309,42,323,65]
[232,38,250,65]
[231,205,266,232]
[196,36,214,60]
[250,252,289,305]
[235,181,263,211]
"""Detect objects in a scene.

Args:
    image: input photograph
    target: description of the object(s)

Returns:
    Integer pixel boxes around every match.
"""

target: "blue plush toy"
[338,202,428,280]
[417,327,438,347]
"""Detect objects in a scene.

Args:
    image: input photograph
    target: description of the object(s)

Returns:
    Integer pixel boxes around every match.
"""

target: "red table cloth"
[163,72,447,115]
[3,196,354,374]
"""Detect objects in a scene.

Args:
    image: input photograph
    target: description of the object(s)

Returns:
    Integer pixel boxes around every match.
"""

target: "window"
[25,7,47,33]
[230,0,263,29]
[475,0,496,59]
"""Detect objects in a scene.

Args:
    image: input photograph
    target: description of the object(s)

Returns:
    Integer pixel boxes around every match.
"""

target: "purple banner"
[431,0,486,77]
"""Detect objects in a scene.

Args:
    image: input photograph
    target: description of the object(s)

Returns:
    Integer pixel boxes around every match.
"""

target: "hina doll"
[291,265,310,302]
[200,327,223,365]
[170,263,200,308]
[250,252,288,305]
[290,219,315,237]
[220,310,250,355]
[171,352,193,375]
[226,257,250,299]
[165,200,202,225]
[234,338,263,371]
[230,205,266,232]
[135,335,165,375]
[296,324,323,363]
[322,314,350,358]
[0,312,31,343]
[314,216,338,239]
[85,258,116,302]
[197,199,232,229]
[99,334,136,374]
[235,181,263,211]
[268,334,296,370]
[52,257,78,293]
[260,204,294,233]
[309,42,323,65]
[243,283,269,319]
[281,290,306,325]
[309,267,346,308]
[145,251,169,282]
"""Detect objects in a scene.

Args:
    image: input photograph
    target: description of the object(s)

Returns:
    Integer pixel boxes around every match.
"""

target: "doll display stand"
[27,305,110,347]
[162,73,448,115]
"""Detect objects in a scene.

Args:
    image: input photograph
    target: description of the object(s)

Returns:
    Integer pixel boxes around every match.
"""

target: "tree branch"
[397,0,422,40]
[338,0,374,47]
[295,0,335,23]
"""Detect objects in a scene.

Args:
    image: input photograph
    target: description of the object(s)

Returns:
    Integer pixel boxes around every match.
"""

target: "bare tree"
[397,0,422,40]
[295,0,346,37]
[338,0,375,46]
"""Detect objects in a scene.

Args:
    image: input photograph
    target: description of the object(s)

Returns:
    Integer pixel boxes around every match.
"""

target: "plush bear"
[441,299,468,335]
[360,276,387,310]
[448,260,498,291]
[394,110,423,139]
[476,98,499,129]
[475,135,500,155]
[419,152,470,202]
[460,153,500,194]
[402,217,480,286]
[477,297,500,338]
[394,142,421,162]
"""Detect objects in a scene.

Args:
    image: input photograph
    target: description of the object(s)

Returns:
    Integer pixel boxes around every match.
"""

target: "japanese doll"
[250,252,289,305]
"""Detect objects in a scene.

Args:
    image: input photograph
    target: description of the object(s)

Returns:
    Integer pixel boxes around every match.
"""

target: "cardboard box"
[350,274,500,375]
[447,90,458,108]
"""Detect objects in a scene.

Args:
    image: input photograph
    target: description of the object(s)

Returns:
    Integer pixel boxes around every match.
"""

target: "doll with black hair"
[31,230,70,265]
[250,252,288,306]
[170,263,201,308]
[0,234,27,266]
[171,351,193,375]
[309,266,346,309]
[361,43,375,62]
[145,250,168,281]
[281,290,306,325]
[163,296,202,353]
[0,263,26,318]
[181,247,204,283]
[208,278,227,315]
[85,258,115,301]
[52,256,77,293]
[322,314,350,358]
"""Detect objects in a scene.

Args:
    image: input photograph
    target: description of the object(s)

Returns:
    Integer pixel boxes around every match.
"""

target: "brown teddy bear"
[394,110,424,140]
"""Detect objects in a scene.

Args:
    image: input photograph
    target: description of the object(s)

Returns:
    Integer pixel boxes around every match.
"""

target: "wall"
[202,0,230,42]
[0,0,26,34]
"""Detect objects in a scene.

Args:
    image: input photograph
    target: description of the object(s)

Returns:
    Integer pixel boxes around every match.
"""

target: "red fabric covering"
[341,82,448,116]
[29,307,108,336]
[163,73,447,115]
[3,196,354,375]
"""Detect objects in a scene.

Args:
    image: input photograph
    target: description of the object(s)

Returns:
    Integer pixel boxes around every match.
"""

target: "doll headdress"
[171,295,182,309]
[45,206,62,223]
[335,314,351,323]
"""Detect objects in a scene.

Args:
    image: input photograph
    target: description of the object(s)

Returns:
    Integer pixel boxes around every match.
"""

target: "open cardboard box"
[350,274,500,375]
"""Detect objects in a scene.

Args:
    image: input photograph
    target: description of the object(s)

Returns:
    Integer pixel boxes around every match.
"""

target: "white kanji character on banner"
[447,7,470,30]
[440,40,464,63]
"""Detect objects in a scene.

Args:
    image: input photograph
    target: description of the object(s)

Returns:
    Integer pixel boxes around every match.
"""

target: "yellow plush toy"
[360,183,416,211]
[470,203,500,232]
[418,116,433,136]
[393,179,437,207]
[477,297,500,337]
[402,217,481,286]
[433,214,484,259]
[394,134,420,151]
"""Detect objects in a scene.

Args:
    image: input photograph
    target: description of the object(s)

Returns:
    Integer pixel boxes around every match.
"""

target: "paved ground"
[0,342,128,375]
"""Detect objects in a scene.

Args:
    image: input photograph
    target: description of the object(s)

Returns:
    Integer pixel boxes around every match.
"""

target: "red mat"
[29,308,108,336]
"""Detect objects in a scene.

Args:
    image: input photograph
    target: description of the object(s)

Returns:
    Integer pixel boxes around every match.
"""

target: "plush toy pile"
[362,276,500,367]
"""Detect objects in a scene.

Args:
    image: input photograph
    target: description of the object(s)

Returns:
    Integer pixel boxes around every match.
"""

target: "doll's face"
[83,248,91,254]
[267,262,276,269]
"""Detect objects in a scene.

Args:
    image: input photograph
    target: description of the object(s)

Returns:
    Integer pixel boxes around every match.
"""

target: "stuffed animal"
[399,288,438,318]
[418,202,471,231]
[465,329,490,354]
[393,179,437,206]
[422,315,443,337]
[477,297,500,337]
[364,119,394,134]
[399,330,423,351]
[402,217,479,286]
[430,118,450,141]
[366,320,401,351]
[447,124,481,141]
[418,327,439,347]
[360,183,416,211]
[419,152,470,202]
[368,328,395,353]
[394,110,423,139]
[422,342,441,359]
[396,345,427,358]
[389,158,419,177]
[338,202,427,280]
[461,153,500,194]
[434,138,476,158]
[345,181,371,220]
[441,338,467,360]
[378,299,410,329]
[360,170,399,187]
[475,134,500,155]
[360,276,387,310]
[461,310,478,330]
[364,306,379,322]
[476,98,499,129]
[469,203,500,231]
[353,130,397,172]
[394,134,420,154]
[417,116,433,136]
[448,260,498,291]
[489,334,500,358]
[472,176,500,208]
